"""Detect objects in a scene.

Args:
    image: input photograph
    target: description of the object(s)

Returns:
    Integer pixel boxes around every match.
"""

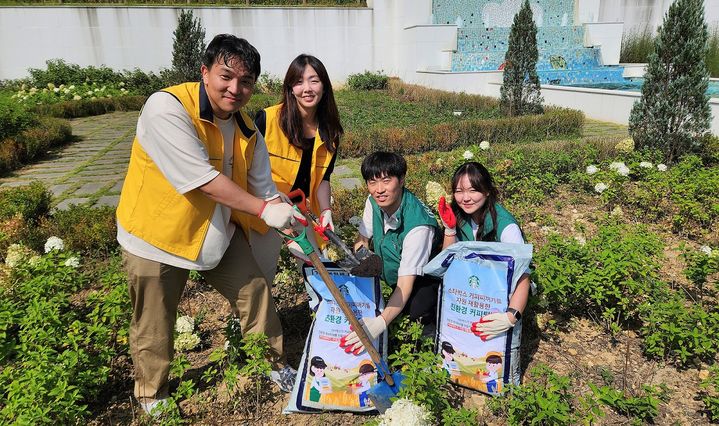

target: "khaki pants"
[123,230,284,402]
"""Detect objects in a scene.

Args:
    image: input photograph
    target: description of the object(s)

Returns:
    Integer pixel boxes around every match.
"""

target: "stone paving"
[0,113,629,209]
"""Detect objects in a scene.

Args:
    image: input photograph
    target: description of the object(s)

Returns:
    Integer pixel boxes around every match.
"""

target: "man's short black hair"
[203,34,261,80]
[361,151,407,181]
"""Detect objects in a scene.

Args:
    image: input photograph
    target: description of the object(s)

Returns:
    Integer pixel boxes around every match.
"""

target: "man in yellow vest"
[116,34,303,415]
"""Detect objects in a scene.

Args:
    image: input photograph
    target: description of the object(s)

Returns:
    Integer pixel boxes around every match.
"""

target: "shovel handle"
[306,252,395,387]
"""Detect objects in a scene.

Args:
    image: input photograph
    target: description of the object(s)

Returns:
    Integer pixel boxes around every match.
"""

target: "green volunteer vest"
[456,202,520,242]
[370,188,439,287]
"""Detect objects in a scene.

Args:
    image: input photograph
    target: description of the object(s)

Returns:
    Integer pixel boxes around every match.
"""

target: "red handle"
[286,189,310,215]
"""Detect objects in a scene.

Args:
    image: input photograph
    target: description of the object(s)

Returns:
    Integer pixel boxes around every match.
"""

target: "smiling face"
[201,57,255,119]
[311,365,325,377]
[453,173,489,218]
[291,64,324,114]
[366,174,404,215]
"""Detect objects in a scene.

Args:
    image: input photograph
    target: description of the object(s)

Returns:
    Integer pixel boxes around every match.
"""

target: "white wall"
[594,0,719,34]
[0,6,373,80]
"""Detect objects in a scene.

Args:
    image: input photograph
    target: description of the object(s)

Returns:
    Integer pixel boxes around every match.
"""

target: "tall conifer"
[629,0,711,163]
[170,10,206,84]
[500,0,543,116]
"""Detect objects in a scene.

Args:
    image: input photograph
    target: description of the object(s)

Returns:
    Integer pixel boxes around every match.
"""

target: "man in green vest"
[339,151,441,354]
[116,34,303,415]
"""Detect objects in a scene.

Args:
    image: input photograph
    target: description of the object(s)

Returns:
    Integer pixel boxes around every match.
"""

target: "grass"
[246,86,502,136]
[621,27,719,77]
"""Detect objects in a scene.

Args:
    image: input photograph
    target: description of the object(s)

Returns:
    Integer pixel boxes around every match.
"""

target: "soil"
[88,186,716,425]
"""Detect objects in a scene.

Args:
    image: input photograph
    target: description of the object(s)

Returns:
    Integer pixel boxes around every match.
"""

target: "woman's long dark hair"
[279,54,343,153]
[450,162,499,241]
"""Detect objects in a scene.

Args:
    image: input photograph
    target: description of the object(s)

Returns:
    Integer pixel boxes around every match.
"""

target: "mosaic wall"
[434,0,625,85]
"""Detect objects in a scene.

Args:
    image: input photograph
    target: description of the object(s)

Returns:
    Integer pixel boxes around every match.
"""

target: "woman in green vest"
[251,54,343,283]
[437,161,530,386]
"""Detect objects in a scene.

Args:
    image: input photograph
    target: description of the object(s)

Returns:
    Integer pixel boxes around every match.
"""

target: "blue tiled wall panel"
[456,26,585,53]
[437,0,625,83]
[433,0,575,28]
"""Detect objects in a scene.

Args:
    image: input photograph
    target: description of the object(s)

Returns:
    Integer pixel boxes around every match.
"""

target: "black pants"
[400,275,440,325]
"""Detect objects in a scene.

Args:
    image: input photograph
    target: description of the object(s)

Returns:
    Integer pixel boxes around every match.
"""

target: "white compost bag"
[424,242,532,395]
[283,262,387,413]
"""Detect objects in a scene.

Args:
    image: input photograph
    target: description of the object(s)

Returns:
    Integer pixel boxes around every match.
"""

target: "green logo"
[468,275,480,289]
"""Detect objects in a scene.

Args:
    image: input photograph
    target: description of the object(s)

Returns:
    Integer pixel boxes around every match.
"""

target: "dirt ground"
[89,186,716,425]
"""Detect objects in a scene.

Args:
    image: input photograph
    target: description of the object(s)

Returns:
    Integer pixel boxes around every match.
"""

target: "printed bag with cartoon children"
[283,262,387,413]
[424,241,532,396]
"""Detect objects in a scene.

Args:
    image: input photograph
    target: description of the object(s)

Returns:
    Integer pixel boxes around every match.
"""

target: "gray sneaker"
[269,365,297,393]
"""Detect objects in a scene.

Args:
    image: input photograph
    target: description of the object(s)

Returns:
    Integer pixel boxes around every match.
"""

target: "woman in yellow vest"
[250,54,343,283]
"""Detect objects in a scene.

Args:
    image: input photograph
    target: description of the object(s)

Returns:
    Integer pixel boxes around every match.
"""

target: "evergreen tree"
[170,10,206,84]
[628,0,711,163]
[500,0,543,116]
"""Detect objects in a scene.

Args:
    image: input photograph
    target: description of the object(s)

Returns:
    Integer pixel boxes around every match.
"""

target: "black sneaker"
[269,365,297,393]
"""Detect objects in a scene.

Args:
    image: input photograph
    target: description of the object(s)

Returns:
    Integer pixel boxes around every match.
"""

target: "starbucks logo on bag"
[468,276,480,289]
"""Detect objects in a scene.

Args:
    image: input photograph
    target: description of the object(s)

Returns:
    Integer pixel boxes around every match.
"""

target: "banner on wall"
[283,263,386,413]
[424,242,532,395]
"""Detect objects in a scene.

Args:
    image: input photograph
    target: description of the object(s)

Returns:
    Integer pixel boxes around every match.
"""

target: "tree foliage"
[170,10,206,84]
[500,0,543,116]
[628,0,711,163]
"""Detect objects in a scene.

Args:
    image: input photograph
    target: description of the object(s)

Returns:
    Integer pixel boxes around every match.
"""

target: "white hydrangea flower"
[174,332,200,352]
[175,315,195,333]
[64,256,80,268]
[462,150,474,160]
[639,161,653,169]
[5,244,32,268]
[657,164,667,172]
[53,87,60,93]
[379,398,432,426]
[224,340,231,351]
[425,181,447,206]
[44,236,65,253]
[609,161,630,177]
[348,216,362,227]
[479,140,490,150]
[594,182,608,194]
[574,235,587,246]
[73,95,82,101]
[700,245,713,256]
[28,255,42,266]
[586,165,599,175]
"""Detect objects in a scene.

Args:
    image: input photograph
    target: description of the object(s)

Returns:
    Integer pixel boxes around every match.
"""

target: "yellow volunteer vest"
[248,104,335,247]
[116,82,257,261]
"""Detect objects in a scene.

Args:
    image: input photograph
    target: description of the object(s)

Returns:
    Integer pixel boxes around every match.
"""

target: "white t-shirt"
[117,91,278,270]
[358,196,435,278]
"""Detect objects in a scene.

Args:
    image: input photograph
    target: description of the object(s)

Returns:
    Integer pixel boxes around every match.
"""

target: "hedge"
[341,107,585,157]
[32,95,146,119]
[0,117,73,174]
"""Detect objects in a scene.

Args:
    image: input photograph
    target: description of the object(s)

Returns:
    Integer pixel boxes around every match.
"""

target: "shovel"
[279,223,403,413]
[286,189,382,278]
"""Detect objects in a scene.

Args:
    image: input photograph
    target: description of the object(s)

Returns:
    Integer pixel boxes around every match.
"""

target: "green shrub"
[488,364,599,425]
[41,205,118,257]
[346,70,389,90]
[534,220,664,334]
[121,68,166,96]
[700,364,719,422]
[341,107,583,157]
[0,251,129,424]
[639,290,719,366]
[589,383,667,424]
[0,182,52,223]
[0,117,73,173]
[0,96,34,139]
[256,72,283,94]
[32,95,145,119]
[28,59,122,87]
[387,78,499,112]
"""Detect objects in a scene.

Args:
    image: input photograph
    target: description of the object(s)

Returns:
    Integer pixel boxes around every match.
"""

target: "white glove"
[471,312,515,341]
[286,239,311,263]
[258,202,303,229]
[319,208,334,232]
[339,315,386,355]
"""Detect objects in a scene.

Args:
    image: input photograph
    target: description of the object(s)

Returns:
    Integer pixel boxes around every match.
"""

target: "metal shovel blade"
[367,370,405,414]
[336,246,383,277]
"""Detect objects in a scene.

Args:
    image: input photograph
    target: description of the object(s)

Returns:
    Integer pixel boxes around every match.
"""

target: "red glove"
[438,196,457,236]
